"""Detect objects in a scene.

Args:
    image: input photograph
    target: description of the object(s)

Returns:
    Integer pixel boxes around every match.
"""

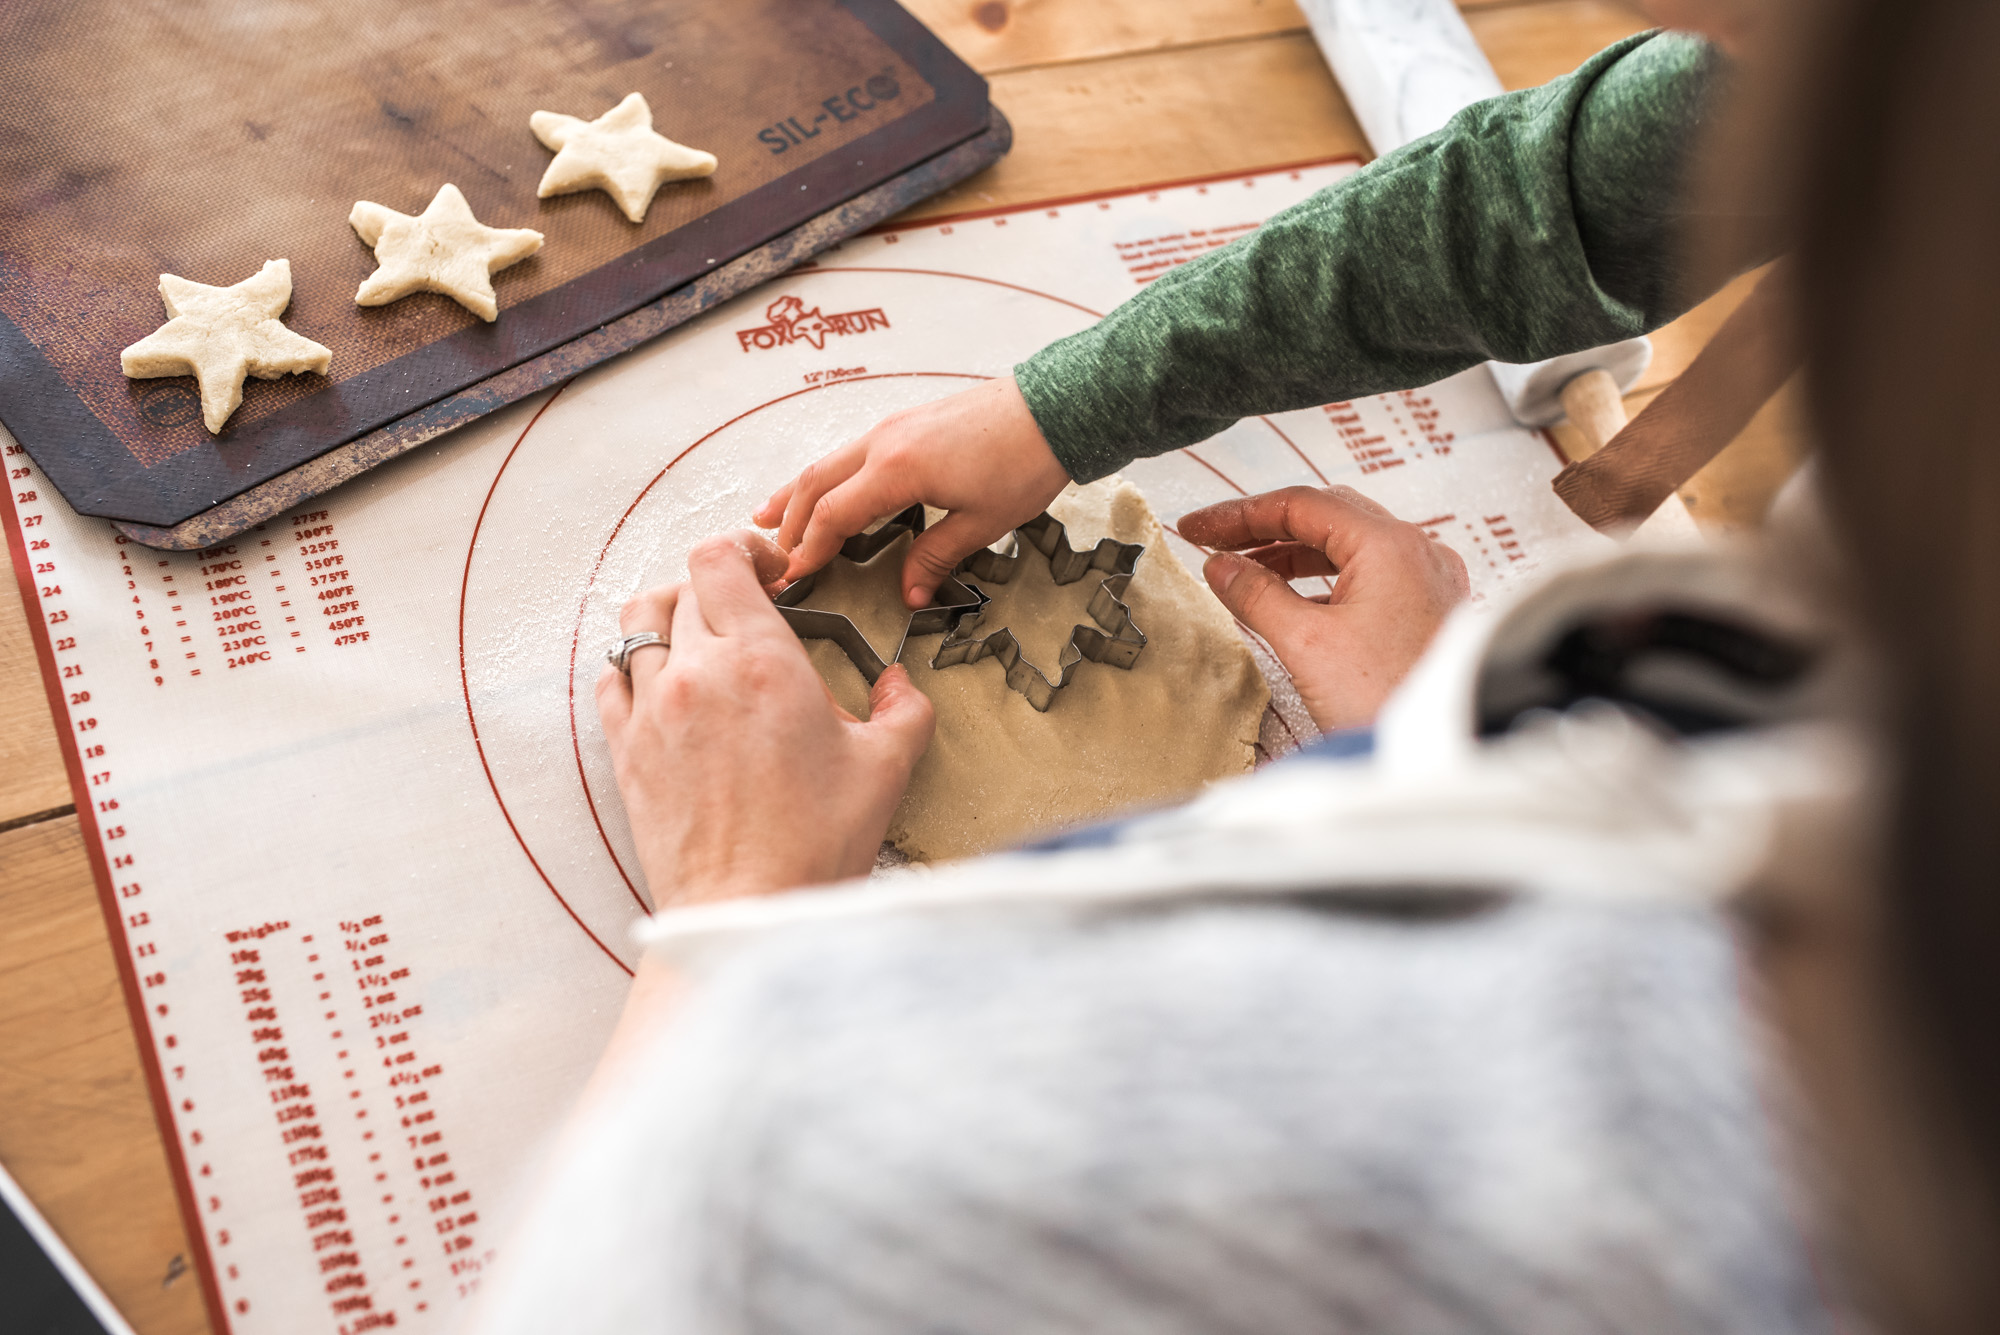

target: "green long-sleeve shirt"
[1015,30,1726,482]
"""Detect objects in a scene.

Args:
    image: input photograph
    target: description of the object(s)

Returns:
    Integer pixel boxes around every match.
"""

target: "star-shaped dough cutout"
[349,183,544,322]
[530,92,717,223]
[777,506,985,686]
[119,259,331,434]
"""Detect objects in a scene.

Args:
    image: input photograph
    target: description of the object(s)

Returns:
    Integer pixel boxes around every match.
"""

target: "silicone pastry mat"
[0,0,987,528]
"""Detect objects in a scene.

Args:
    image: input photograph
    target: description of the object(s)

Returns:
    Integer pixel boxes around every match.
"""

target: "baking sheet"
[0,0,987,527]
[110,108,1012,551]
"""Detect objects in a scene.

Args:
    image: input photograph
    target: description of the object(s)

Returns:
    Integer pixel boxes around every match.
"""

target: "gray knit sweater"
[474,897,1835,1334]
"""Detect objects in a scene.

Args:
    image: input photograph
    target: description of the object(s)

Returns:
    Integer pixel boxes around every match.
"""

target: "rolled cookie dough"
[803,477,1269,862]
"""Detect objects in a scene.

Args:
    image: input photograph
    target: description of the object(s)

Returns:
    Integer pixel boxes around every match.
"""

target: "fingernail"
[1205,552,1244,594]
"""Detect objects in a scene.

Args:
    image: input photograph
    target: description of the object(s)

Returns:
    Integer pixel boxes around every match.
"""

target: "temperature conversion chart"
[2,158,1620,1335]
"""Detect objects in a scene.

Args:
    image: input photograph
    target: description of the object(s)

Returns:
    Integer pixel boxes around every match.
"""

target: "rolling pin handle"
[1556,368,1629,462]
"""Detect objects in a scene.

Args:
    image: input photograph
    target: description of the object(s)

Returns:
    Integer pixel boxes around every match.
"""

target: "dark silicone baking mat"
[0,0,989,527]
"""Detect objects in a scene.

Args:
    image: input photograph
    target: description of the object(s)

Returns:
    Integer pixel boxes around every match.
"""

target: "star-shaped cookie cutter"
[775,505,986,684]
[932,512,1148,711]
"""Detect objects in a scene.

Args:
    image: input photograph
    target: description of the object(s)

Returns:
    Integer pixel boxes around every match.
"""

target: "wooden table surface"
[0,3,1805,1332]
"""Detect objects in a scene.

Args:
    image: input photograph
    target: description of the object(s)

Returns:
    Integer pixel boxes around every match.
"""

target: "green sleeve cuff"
[1013,336,1146,484]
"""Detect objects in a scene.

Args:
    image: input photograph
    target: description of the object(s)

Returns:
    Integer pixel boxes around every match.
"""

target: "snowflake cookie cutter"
[775,504,986,685]
[932,512,1148,712]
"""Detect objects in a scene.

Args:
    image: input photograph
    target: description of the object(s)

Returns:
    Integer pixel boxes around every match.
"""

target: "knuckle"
[1387,521,1428,551]
[1272,485,1318,514]
[621,588,667,630]
[737,641,800,696]
[738,650,777,693]
[688,534,736,567]
[659,670,703,713]
[910,543,956,577]
[1231,572,1277,618]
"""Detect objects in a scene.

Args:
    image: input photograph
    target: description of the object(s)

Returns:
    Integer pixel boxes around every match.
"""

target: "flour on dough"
[530,93,717,223]
[349,183,543,322]
[802,477,1270,862]
[119,259,331,434]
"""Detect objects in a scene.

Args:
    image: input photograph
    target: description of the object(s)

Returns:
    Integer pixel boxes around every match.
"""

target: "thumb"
[594,664,633,738]
[860,664,936,766]
[902,511,1002,608]
[1204,550,1318,646]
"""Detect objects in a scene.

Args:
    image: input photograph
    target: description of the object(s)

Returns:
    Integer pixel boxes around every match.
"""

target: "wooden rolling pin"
[1555,367,1630,462]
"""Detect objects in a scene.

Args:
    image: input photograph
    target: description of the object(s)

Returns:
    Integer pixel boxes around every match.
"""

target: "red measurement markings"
[1113,220,1259,284]
[343,913,485,1307]
[150,541,202,678]
[252,518,306,657]
[216,922,389,1327]
[6,445,236,1329]
[1321,401,1398,473]
[104,532,173,685]
[192,533,272,673]
[1411,510,1527,578]
[1473,512,1526,567]
[1322,390,1457,475]
[289,510,372,649]
[298,930,403,1334]
[24,497,104,789]
[8,455,138,906]
[1394,388,1455,454]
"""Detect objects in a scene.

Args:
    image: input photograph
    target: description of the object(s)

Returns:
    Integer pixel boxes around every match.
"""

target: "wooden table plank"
[904,33,1366,220]
[1471,0,1657,90]
[902,0,1310,75]
[0,814,209,1335]
[903,3,1651,216]
[0,572,73,827]
[905,0,1633,79]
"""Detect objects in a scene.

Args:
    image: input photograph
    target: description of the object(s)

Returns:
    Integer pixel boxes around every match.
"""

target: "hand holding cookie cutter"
[775,504,986,683]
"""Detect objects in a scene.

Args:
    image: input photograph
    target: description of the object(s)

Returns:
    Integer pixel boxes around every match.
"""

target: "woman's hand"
[1180,486,1470,732]
[754,376,1072,609]
[595,531,934,906]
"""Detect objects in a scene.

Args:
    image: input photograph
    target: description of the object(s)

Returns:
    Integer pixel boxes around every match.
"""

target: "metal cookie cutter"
[775,504,987,684]
[932,512,1147,711]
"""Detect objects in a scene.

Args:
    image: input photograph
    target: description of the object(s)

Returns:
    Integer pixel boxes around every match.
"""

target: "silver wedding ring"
[606,631,669,675]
